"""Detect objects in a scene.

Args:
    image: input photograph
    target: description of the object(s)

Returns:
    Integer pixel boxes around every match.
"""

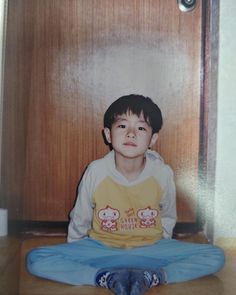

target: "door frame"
[200,0,219,242]
[0,0,8,197]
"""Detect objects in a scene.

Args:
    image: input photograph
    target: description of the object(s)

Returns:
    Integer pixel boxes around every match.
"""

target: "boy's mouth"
[123,142,137,147]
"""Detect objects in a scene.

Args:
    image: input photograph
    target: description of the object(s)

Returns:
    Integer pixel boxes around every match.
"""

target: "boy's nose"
[127,134,135,138]
[127,129,136,138]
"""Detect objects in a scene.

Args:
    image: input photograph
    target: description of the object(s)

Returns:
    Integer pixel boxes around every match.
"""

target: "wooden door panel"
[1,0,202,222]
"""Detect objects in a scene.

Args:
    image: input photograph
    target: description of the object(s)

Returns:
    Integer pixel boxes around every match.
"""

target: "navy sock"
[95,267,167,295]
[129,268,167,295]
[95,268,130,295]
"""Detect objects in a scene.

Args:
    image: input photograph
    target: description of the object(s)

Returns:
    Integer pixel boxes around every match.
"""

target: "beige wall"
[214,0,236,241]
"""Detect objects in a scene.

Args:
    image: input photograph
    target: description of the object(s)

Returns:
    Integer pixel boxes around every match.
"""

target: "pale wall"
[214,0,236,241]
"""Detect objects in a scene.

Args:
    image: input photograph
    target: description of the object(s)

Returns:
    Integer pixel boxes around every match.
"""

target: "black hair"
[103,94,163,134]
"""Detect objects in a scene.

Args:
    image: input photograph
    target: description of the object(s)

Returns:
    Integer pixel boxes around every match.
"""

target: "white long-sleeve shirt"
[68,150,177,248]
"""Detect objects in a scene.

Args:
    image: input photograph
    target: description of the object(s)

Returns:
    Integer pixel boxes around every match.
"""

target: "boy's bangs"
[113,107,150,125]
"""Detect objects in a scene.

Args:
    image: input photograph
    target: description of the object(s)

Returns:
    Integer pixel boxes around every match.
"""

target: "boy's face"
[104,112,158,160]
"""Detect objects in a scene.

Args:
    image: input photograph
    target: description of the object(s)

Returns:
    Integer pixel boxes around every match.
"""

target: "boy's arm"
[67,167,94,242]
[160,166,177,238]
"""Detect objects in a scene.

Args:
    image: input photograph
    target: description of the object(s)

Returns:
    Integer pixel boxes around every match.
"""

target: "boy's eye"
[138,126,146,131]
[117,124,126,128]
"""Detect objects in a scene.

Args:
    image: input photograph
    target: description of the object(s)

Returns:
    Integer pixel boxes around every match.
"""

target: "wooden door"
[1,0,205,226]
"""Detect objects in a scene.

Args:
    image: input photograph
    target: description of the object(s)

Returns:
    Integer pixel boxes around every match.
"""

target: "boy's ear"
[149,133,158,148]
[103,128,112,144]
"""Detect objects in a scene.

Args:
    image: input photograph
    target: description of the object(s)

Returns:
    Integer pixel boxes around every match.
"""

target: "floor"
[0,233,235,295]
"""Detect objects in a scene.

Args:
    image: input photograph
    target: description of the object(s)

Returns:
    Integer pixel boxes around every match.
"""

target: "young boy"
[27,95,225,295]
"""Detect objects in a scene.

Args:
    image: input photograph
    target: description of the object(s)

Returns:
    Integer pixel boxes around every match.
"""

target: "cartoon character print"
[137,206,158,228]
[98,205,120,232]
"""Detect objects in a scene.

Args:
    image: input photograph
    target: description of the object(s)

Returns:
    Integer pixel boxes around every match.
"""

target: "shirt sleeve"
[160,166,177,238]
[67,166,94,243]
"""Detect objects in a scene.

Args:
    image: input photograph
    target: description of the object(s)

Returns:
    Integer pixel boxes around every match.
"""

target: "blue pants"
[26,237,225,286]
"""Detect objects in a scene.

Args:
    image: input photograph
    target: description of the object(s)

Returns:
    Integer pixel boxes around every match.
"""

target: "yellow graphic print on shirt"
[137,206,158,228]
[98,205,158,232]
[98,205,120,232]
[89,176,164,248]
